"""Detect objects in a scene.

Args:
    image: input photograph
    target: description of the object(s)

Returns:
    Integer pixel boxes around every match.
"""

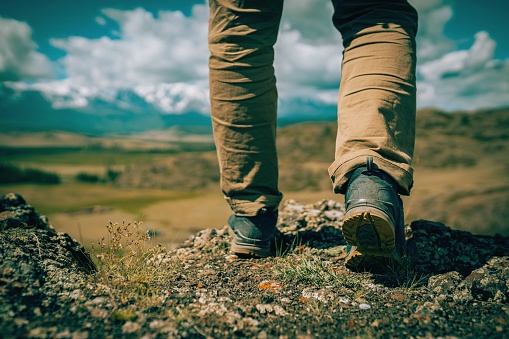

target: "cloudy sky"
[1,0,508,120]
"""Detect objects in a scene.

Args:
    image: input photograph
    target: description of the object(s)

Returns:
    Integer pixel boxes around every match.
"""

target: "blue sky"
[444,0,508,59]
[1,0,508,118]
[0,0,204,62]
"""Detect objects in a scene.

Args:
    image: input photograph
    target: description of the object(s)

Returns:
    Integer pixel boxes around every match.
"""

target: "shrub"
[76,172,102,183]
[75,168,122,184]
[106,168,121,182]
[0,163,61,184]
[0,163,23,184]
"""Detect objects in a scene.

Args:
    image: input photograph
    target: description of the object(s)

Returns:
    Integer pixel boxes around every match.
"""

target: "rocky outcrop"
[407,219,509,276]
[0,193,95,338]
[1,193,508,338]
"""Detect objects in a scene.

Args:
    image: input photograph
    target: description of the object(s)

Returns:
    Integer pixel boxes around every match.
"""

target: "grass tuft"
[382,255,428,290]
[91,220,180,315]
[111,308,137,322]
[274,248,373,290]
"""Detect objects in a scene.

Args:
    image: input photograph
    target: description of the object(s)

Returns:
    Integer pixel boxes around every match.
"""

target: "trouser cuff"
[328,151,413,196]
[226,194,283,217]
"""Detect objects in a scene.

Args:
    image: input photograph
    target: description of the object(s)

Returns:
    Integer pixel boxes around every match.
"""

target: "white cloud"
[409,0,456,61]
[9,79,117,108]
[280,0,339,45]
[417,31,509,109]
[275,27,341,112]
[95,16,107,26]
[464,31,496,69]
[134,82,209,114]
[33,5,210,114]
[0,17,53,81]
[419,31,496,81]
[51,5,209,88]
[275,0,342,115]
[406,0,509,110]
[418,50,468,81]
[45,2,342,116]
[417,61,509,110]
[8,77,211,115]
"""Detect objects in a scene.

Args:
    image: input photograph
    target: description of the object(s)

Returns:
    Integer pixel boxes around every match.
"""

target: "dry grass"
[403,162,509,235]
[91,220,180,313]
[0,130,213,150]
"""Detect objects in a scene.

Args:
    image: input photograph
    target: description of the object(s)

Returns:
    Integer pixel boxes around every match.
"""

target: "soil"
[1,193,509,338]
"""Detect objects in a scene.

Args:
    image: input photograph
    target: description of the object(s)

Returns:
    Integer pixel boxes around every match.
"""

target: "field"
[0,131,217,247]
[1,108,508,248]
[0,131,337,247]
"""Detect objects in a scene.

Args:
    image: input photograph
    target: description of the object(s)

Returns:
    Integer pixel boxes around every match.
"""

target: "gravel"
[1,193,509,338]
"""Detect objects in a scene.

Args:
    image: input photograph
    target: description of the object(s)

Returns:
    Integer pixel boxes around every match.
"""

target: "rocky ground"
[1,193,509,338]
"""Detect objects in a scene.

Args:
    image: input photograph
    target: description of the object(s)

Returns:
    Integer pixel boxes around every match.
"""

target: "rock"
[277,199,346,250]
[0,194,52,231]
[193,228,217,249]
[0,192,26,209]
[255,304,288,316]
[428,271,464,297]
[426,258,509,304]
[463,257,509,303]
[407,220,509,276]
[301,287,335,303]
[122,321,141,334]
[0,193,96,337]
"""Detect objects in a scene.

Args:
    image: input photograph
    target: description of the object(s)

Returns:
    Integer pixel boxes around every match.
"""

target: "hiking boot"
[341,157,406,270]
[228,208,278,258]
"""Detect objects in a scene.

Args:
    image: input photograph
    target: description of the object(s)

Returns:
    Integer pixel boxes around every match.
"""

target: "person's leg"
[329,0,418,195]
[208,0,284,218]
[208,0,284,257]
[329,0,418,269]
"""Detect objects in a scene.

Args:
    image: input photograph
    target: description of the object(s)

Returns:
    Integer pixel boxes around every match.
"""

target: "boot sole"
[342,207,396,269]
[228,227,271,258]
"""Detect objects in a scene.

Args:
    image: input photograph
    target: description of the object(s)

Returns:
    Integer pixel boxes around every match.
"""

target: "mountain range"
[0,84,213,134]
[0,83,338,134]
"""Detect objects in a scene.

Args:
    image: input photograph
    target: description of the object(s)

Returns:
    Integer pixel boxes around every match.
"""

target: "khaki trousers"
[208,0,418,216]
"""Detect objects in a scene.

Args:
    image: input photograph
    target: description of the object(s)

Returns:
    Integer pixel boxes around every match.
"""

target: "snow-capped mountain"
[0,82,212,134]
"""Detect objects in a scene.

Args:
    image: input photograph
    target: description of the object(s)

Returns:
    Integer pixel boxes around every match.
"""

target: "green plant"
[383,255,428,290]
[274,234,304,258]
[0,163,61,184]
[76,172,102,183]
[111,308,137,322]
[304,298,334,323]
[106,168,121,182]
[92,220,180,313]
[274,248,373,290]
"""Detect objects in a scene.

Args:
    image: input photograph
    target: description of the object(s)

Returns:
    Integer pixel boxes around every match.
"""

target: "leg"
[329,0,418,270]
[208,0,284,257]
[329,0,418,195]
[208,0,284,217]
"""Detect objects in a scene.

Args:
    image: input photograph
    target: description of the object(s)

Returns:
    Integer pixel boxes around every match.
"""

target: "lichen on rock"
[0,193,96,338]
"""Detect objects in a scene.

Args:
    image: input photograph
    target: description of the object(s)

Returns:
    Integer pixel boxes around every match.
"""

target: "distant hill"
[275,107,509,168]
[275,107,509,235]
[2,98,508,234]
[114,107,509,234]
